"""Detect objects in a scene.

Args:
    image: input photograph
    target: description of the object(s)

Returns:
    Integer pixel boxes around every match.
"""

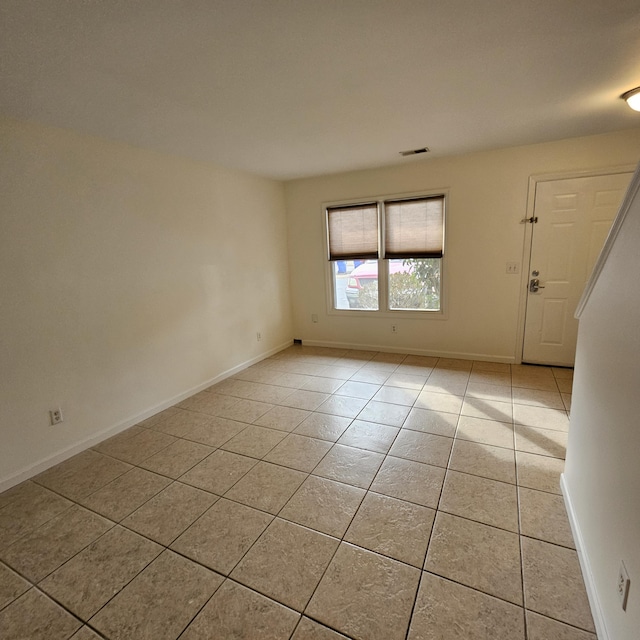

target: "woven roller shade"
[384,196,444,259]
[327,203,379,260]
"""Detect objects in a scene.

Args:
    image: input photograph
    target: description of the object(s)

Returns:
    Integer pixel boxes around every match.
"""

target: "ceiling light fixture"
[621,87,640,111]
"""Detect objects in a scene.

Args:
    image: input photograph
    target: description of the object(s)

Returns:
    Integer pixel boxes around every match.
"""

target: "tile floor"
[0,346,597,640]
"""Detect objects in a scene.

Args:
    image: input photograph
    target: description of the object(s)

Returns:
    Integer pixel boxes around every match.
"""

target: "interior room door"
[522,172,632,366]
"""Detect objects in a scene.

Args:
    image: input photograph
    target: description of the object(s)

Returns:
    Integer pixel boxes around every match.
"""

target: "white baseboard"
[561,473,608,640]
[298,339,516,364]
[0,340,292,494]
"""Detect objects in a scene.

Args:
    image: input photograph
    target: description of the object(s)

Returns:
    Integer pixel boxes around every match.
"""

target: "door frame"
[515,164,635,365]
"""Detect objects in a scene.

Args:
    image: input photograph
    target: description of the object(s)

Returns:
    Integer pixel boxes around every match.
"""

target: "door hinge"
[520,216,538,224]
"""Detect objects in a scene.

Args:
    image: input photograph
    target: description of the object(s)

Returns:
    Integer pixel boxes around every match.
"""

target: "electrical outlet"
[391,324,398,333]
[256,332,262,342]
[311,314,318,323]
[50,408,63,425]
[506,262,520,274]
[618,561,630,611]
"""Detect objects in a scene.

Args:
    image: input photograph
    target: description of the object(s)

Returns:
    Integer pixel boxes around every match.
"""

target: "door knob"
[529,278,545,293]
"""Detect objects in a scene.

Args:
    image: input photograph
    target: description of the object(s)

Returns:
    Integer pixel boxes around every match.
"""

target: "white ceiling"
[2,1,640,180]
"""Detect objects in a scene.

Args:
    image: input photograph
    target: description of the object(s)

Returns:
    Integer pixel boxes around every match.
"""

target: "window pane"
[388,258,440,311]
[333,260,378,310]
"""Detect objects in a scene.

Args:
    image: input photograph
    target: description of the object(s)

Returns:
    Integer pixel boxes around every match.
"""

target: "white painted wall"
[285,129,640,360]
[0,116,292,488]
[563,166,640,640]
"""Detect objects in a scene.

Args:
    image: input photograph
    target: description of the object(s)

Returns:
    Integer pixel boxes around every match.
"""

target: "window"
[326,194,445,313]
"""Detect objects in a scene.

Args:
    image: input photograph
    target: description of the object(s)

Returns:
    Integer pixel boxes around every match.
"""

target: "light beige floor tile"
[138,439,214,478]
[151,410,246,447]
[335,380,381,400]
[465,382,512,402]
[349,369,390,385]
[0,588,82,640]
[180,449,257,494]
[92,428,175,465]
[121,481,217,545]
[177,390,241,415]
[280,476,365,537]
[552,367,574,380]
[70,626,103,639]
[294,413,352,441]
[385,372,428,389]
[556,377,574,393]
[301,376,345,394]
[171,498,272,575]
[231,518,339,611]
[337,419,399,453]
[468,370,513,386]
[357,400,411,427]
[79,467,171,521]
[0,562,30,609]
[515,425,567,459]
[220,425,287,458]
[313,444,384,489]
[0,482,73,549]
[449,440,516,484]
[439,470,519,532]
[401,408,458,437]
[471,359,511,372]
[525,610,596,640]
[316,395,369,418]
[456,415,514,449]
[39,526,162,619]
[389,430,453,467]
[425,512,523,605]
[136,406,181,429]
[461,398,513,422]
[372,352,407,365]
[181,579,299,640]
[225,462,307,514]
[292,617,350,639]
[521,537,595,632]
[0,505,113,583]
[254,405,311,432]
[370,456,445,508]
[34,450,132,501]
[208,377,258,398]
[264,434,333,472]
[345,492,435,567]
[422,376,468,396]
[513,405,569,431]
[372,385,420,406]
[279,389,331,411]
[402,354,438,368]
[519,487,575,548]
[272,372,315,388]
[562,393,572,411]
[217,398,275,423]
[307,543,420,640]
[512,387,565,410]
[408,572,525,640]
[511,374,558,392]
[247,383,297,404]
[414,390,464,414]
[516,451,564,494]
[90,550,223,640]
[435,358,473,371]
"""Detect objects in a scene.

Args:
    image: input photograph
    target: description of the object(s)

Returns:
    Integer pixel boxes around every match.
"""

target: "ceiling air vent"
[399,147,430,157]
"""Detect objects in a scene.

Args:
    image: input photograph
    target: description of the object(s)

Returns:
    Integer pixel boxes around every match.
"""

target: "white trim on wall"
[0,340,293,494]
[561,473,610,640]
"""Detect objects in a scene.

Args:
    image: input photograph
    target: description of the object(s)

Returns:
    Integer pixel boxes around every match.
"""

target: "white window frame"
[323,188,449,320]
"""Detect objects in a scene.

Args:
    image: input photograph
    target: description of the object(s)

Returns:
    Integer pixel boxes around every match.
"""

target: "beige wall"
[285,129,640,360]
[564,166,640,640]
[0,116,293,488]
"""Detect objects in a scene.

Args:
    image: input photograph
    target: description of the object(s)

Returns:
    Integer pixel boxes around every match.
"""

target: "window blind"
[327,203,379,260]
[384,196,445,259]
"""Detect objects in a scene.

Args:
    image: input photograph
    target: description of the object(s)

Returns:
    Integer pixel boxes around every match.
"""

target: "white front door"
[522,172,632,366]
